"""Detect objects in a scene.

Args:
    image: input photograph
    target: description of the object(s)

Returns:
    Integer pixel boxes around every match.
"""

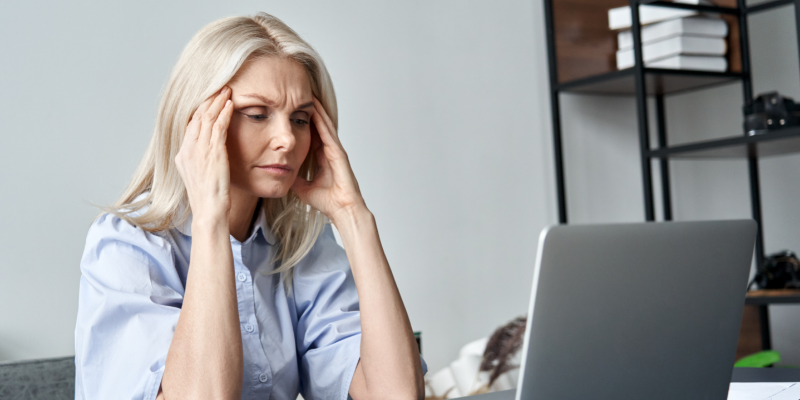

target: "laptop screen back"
[516,220,756,400]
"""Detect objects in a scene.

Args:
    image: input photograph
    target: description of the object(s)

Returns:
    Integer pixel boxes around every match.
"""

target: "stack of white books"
[608,1,729,72]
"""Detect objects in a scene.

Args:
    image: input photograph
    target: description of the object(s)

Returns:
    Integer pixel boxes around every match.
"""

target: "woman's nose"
[270,119,296,152]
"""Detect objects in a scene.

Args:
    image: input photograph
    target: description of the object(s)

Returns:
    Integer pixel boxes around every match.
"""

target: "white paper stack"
[608,0,706,30]
[727,382,800,400]
[609,2,729,72]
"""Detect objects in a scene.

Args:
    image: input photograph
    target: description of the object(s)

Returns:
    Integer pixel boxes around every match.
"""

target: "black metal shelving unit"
[544,0,800,351]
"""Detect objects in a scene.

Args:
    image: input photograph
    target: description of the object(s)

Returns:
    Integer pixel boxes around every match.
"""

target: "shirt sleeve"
[292,224,427,400]
[74,213,184,400]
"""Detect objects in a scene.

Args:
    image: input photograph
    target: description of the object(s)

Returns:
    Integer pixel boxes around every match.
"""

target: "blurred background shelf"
[544,0,800,356]
[558,68,744,95]
[547,0,741,86]
[649,126,800,158]
[746,289,800,305]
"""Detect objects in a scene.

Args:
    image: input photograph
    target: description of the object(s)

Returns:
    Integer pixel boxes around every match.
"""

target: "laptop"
[479,220,757,400]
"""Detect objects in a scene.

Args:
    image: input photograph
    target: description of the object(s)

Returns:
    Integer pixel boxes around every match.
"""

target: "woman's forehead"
[229,57,312,108]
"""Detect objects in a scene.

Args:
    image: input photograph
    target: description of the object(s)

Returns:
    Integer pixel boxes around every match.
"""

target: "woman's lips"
[257,164,292,175]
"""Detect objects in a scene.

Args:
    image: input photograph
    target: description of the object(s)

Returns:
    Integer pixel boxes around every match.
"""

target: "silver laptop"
[512,220,756,400]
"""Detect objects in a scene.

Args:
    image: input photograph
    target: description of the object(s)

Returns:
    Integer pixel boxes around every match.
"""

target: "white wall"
[0,0,553,374]
[2,0,798,379]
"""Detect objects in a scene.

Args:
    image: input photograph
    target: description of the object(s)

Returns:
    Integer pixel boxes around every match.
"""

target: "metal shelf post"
[631,0,657,221]
[655,95,673,221]
[543,0,568,224]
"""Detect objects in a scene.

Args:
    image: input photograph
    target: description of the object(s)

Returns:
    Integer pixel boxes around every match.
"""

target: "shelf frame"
[647,127,800,158]
[630,0,657,220]
[746,289,800,305]
[556,68,745,96]
[640,0,739,13]
[641,0,793,14]
[747,0,794,14]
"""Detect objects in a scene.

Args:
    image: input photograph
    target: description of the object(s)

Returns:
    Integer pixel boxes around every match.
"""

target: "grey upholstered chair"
[0,356,74,399]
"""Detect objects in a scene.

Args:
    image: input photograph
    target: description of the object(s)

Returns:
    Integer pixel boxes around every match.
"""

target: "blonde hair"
[106,12,335,287]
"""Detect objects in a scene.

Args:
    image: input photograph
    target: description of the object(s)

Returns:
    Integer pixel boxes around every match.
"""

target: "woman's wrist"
[191,215,230,238]
[329,204,372,231]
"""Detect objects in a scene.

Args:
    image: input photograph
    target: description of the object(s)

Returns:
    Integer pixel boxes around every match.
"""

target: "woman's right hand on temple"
[175,86,234,225]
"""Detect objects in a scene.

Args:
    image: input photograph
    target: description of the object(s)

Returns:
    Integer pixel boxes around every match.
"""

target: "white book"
[648,55,728,71]
[608,0,712,30]
[618,17,728,50]
[616,35,727,68]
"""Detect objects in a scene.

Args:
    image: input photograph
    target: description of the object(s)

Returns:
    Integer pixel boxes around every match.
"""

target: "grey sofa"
[0,356,74,399]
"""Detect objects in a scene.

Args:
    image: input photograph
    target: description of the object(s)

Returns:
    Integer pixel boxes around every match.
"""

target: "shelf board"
[648,126,800,158]
[640,0,739,14]
[556,68,743,96]
[641,0,791,15]
[746,0,794,14]
[745,289,800,305]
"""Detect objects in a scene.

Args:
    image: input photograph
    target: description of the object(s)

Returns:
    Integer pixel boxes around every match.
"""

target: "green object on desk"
[735,350,781,368]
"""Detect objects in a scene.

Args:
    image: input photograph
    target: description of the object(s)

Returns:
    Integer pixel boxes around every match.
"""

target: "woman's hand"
[165,87,242,400]
[175,87,235,224]
[292,98,367,224]
[293,101,424,400]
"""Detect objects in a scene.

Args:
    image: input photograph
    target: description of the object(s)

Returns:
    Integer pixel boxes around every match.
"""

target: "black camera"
[750,251,800,290]
[743,92,800,135]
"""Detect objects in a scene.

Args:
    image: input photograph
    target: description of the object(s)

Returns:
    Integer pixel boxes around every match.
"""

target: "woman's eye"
[246,114,268,121]
[292,111,310,126]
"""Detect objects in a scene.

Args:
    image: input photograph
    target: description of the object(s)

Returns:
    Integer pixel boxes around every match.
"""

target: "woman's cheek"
[291,130,310,166]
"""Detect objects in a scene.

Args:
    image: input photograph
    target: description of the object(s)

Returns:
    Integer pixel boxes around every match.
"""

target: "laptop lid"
[516,220,757,400]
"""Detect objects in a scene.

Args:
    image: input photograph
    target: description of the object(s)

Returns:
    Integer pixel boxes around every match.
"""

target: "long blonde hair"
[107,12,335,287]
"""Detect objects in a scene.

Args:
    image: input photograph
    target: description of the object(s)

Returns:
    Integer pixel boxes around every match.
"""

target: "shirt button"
[245,323,254,333]
[237,273,246,282]
[259,372,268,383]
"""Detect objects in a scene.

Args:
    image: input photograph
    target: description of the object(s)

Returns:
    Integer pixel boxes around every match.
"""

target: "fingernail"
[226,100,231,107]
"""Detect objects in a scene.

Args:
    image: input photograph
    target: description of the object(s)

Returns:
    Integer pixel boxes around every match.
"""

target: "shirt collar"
[175,200,277,245]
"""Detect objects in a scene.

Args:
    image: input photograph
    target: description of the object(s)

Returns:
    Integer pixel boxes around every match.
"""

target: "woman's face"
[226,56,315,199]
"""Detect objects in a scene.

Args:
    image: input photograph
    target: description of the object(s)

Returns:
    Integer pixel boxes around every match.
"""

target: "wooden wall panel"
[723,14,742,73]
[736,305,763,361]
[553,0,628,83]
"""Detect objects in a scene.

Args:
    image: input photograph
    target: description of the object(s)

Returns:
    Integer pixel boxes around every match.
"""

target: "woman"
[74,12,426,400]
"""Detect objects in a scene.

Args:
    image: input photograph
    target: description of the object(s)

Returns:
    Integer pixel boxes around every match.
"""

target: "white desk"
[462,368,800,400]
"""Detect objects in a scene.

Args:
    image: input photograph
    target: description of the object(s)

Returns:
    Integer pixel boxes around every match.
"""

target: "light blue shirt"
[74,201,426,400]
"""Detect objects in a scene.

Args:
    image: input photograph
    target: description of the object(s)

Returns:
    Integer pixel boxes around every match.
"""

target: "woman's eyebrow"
[237,93,313,111]
[239,93,278,106]
[295,102,314,111]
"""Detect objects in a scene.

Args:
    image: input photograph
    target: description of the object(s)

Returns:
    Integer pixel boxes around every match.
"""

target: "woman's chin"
[253,183,292,199]
[233,176,295,199]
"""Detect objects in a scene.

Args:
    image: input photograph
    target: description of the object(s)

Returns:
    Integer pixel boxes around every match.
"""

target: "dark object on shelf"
[750,251,800,290]
[744,92,800,134]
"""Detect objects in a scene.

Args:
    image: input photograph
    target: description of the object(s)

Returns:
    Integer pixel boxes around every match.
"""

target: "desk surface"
[463,368,800,400]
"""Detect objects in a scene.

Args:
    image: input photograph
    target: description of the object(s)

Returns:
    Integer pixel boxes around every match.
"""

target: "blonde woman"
[74,12,426,400]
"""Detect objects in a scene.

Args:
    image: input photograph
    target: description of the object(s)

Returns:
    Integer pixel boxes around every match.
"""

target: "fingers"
[212,99,234,145]
[311,100,340,150]
[312,98,339,143]
[291,173,312,198]
[180,87,232,170]
[198,87,231,144]
[185,93,215,143]
[185,112,201,142]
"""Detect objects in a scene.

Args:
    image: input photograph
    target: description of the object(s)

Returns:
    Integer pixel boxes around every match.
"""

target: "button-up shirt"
[74,200,424,399]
